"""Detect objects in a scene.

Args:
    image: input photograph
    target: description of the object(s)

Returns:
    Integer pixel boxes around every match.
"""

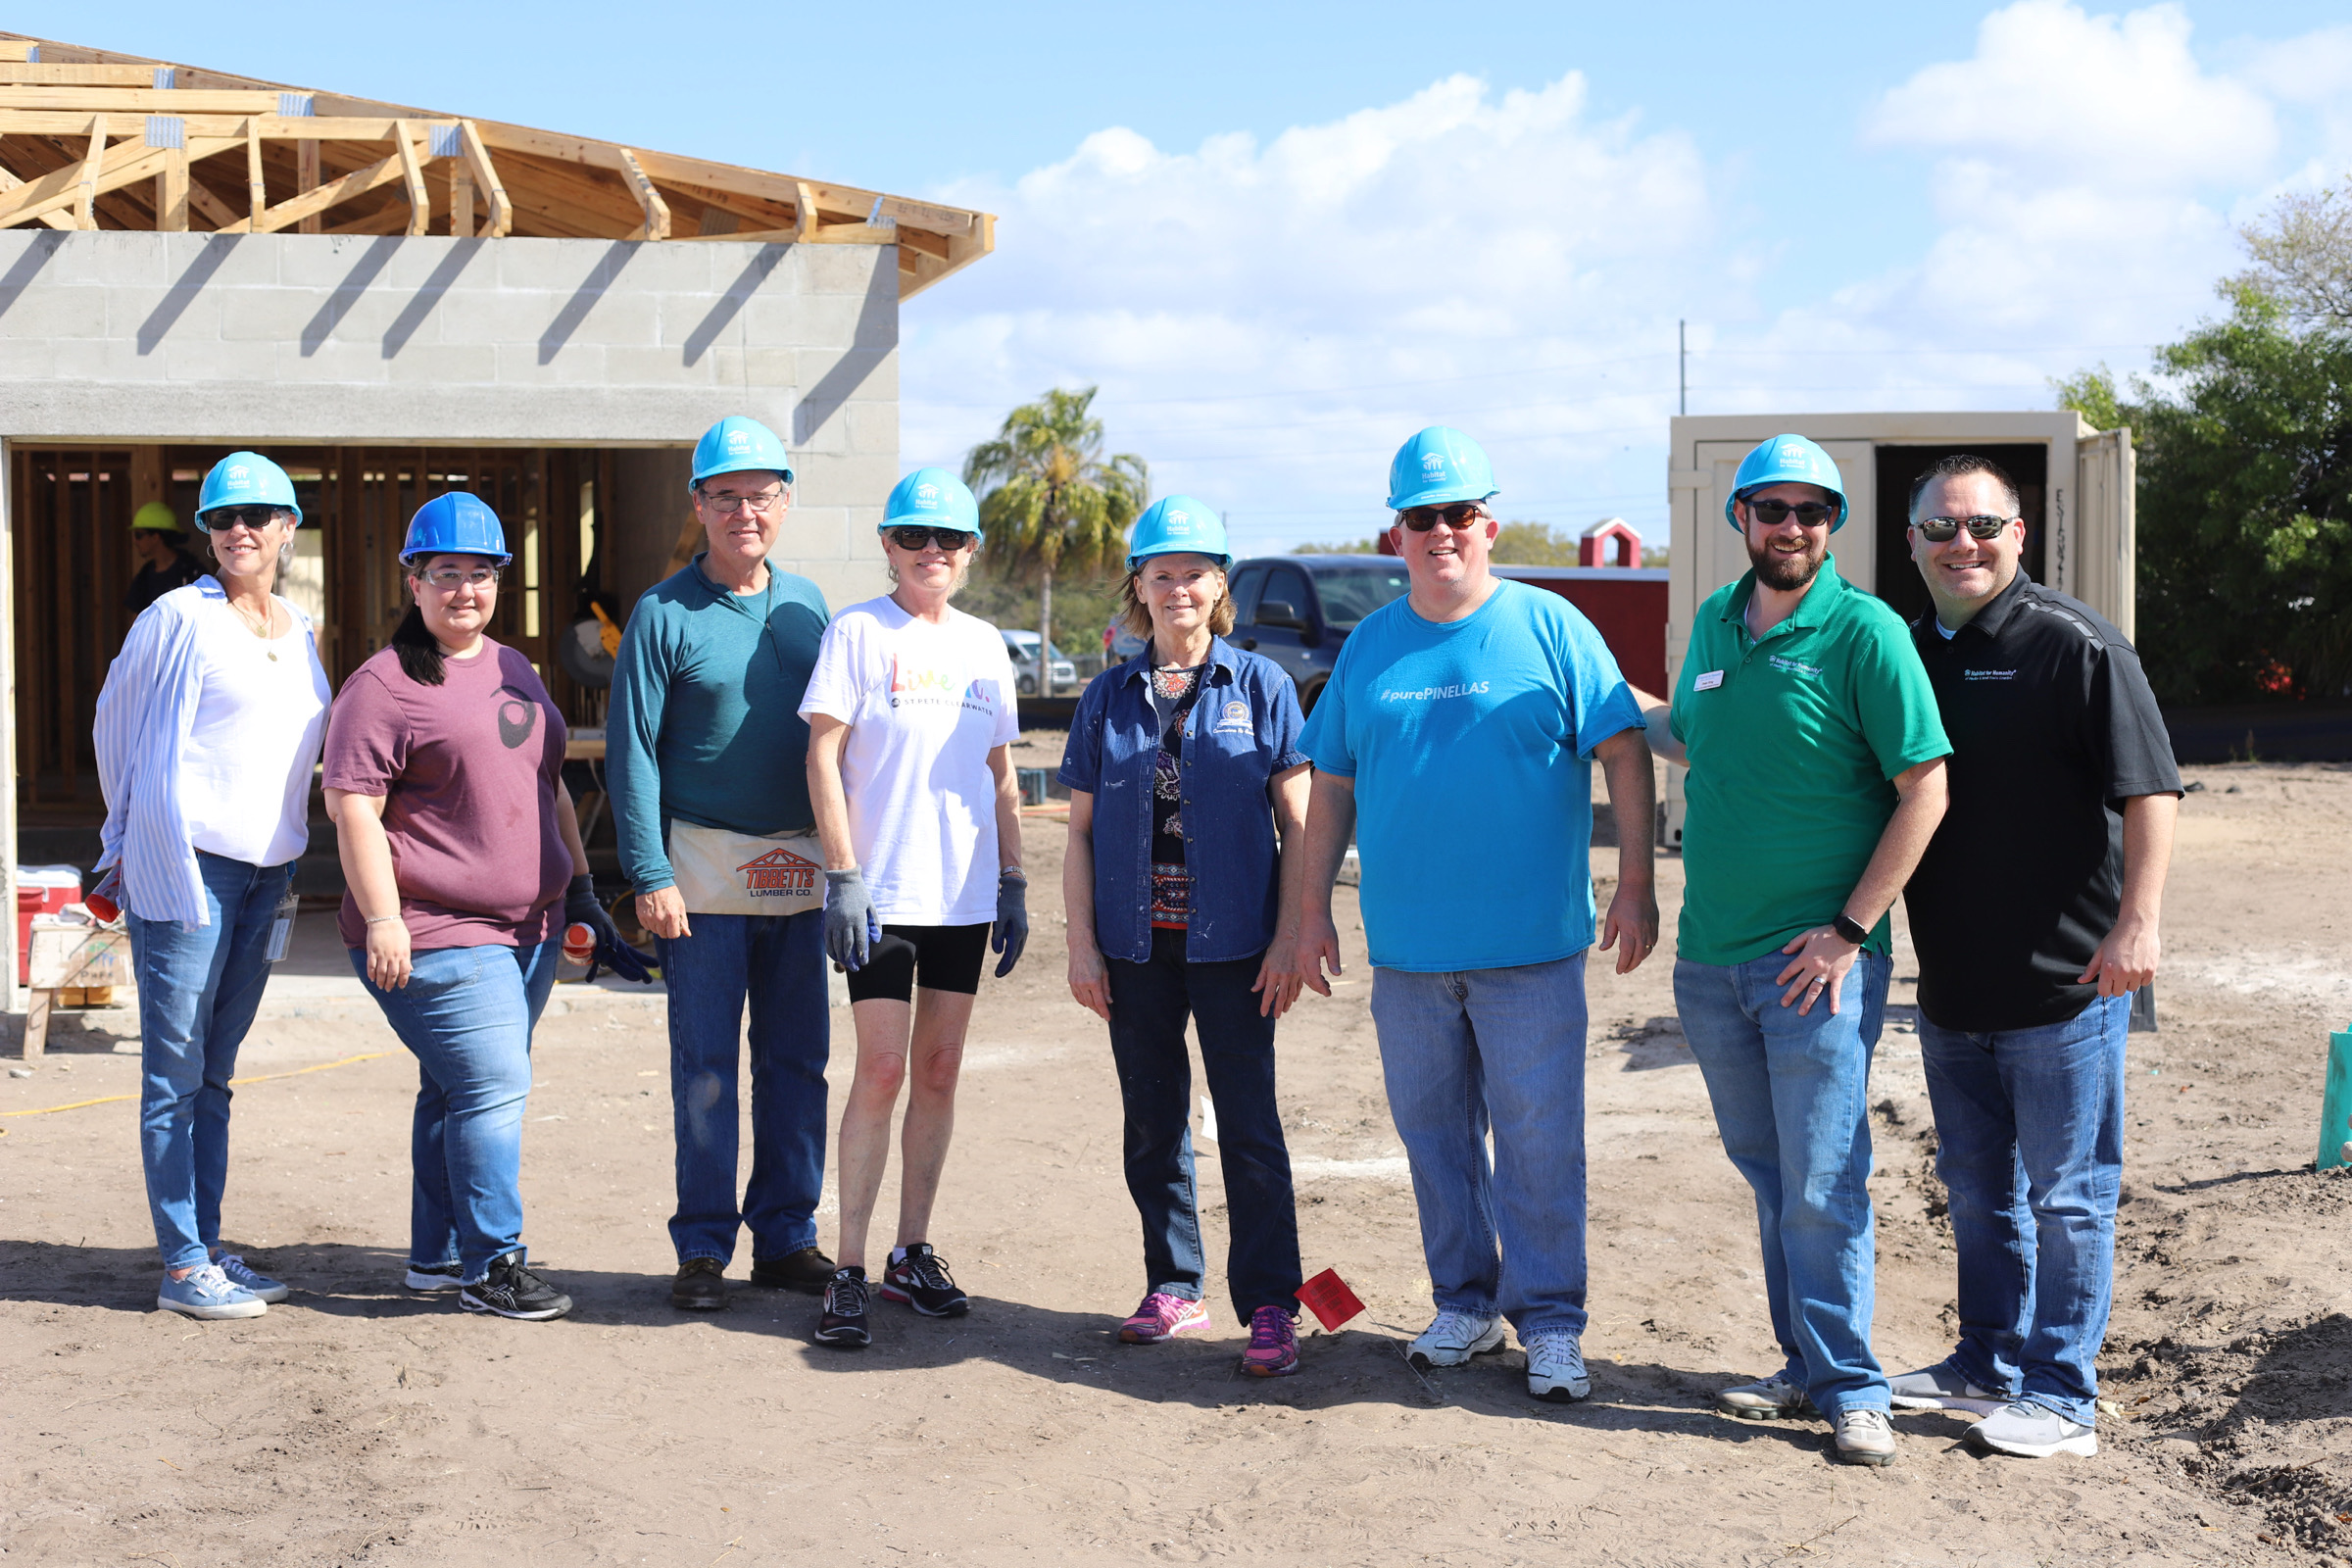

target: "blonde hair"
[1120,563,1236,640]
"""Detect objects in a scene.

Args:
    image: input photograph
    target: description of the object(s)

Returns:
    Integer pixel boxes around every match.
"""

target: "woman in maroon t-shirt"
[321,495,618,1322]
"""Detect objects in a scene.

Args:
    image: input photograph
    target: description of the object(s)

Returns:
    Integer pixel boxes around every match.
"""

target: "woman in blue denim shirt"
[1057,497,1312,1377]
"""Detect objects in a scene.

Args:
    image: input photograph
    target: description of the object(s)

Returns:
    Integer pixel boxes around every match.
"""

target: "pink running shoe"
[1242,1304,1299,1377]
[1119,1292,1210,1344]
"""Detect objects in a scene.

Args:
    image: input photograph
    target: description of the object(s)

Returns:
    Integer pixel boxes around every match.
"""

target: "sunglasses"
[1915,514,2016,543]
[1397,503,1486,532]
[888,526,974,553]
[204,506,290,532]
[1744,499,1838,526]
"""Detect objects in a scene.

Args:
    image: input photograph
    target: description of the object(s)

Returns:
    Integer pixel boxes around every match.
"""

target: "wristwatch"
[1832,911,1871,947]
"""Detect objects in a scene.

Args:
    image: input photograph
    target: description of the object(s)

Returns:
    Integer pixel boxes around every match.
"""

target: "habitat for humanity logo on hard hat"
[226,464,251,485]
[725,429,752,452]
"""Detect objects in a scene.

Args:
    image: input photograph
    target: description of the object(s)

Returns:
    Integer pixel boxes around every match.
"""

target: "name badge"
[1693,670,1724,691]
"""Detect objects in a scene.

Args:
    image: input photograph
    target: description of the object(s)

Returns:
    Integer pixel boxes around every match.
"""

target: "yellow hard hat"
[131,502,182,534]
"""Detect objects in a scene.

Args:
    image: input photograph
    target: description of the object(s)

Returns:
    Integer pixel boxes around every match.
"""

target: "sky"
[26,1,2352,551]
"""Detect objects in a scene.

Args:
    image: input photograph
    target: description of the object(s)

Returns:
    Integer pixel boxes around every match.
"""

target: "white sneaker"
[1833,1407,1898,1467]
[1715,1374,1815,1420]
[1523,1332,1592,1402]
[1407,1309,1506,1370]
[1968,1400,2098,1458]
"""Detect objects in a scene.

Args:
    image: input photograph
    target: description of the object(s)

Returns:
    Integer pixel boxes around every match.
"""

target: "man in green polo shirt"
[1633,433,1948,1467]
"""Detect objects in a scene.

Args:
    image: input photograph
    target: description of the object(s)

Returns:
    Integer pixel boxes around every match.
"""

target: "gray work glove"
[991,871,1029,978]
[825,867,880,971]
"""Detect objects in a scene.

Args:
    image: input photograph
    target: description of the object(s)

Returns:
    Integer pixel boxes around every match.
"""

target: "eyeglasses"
[1397,503,1486,532]
[204,506,290,532]
[1914,514,2017,543]
[418,565,502,590]
[697,487,787,515]
[888,526,974,552]
[1744,500,1838,527]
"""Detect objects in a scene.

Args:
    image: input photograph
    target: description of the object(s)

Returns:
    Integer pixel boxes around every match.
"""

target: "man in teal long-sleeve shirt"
[608,416,836,1312]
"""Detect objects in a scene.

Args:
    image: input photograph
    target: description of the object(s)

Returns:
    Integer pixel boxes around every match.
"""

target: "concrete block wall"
[0,229,900,611]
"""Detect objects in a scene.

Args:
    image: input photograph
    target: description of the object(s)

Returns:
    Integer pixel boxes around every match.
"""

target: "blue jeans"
[657,910,829,1265]
[1917,992,2128,1426]
[1367,952,1590,1338]
[128,852,292,1271]
[1103,928,1301,1319]
[352,940,561,1283]
[1675,951,1890,1419]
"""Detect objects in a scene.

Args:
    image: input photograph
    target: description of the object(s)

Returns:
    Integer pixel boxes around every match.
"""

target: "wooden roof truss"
[0,36,992,298]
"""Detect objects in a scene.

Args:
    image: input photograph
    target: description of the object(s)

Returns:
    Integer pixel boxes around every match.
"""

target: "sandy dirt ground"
[6,746,2352,1568]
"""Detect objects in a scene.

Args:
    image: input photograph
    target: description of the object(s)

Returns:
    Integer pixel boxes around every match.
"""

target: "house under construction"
[0,33,995,991]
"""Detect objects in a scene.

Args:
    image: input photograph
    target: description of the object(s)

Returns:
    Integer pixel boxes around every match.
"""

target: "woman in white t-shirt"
[800,467,1024,1350]
[92,451,331,1323]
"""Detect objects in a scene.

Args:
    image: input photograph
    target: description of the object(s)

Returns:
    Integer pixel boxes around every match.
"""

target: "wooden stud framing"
[0,161,76,228]
[157,144,188,231]
[73,114,105,228]
[216,146,405,234]
[244,115,263,222]
[458,120,511,237]
[450,156,472,237]
[615,146,668,242]
[392,119,428,236]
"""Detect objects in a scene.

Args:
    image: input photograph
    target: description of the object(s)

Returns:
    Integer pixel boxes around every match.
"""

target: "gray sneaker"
[1968,1399,2097,1458]
[1888,1362,2005,1411]
[1833,1407,1898,1466]
[1406,1309,1506,1370]
[1715,1374,1816,1421]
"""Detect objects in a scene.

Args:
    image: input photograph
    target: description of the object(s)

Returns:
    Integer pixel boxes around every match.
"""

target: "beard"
[1746,533,1825,593]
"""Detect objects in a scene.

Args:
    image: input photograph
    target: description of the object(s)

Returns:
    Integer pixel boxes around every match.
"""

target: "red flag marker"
[1295,1268,1364,1332]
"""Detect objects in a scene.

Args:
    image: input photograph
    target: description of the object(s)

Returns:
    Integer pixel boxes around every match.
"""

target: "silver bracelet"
[364,914,402,926]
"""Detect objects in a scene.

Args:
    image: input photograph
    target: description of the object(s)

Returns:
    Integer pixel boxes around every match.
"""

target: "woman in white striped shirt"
[93,451,331,1322]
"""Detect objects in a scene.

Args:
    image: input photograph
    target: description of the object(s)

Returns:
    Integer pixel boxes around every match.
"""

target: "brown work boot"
[749,1246,836,1295]
[670,1256,728,1311]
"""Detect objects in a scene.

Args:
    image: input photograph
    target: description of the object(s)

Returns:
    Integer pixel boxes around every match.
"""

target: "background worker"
[608,416,835,1313]
[1891,454,2180,1460]
[93,451,331,1321]
[801,468,1025,1349]
[325,494,617,1324]
[1631,433,1948,1468]
[125,501,202,616]
[1060,497,1311,1378]
[1285,427,1656,1404]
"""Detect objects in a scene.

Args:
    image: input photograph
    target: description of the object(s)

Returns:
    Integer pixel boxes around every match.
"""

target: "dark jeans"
[657,908,830,1266]
[1103,928,1301,1319]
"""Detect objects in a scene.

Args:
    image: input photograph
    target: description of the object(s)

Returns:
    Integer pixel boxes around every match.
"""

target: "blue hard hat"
[1126,495,1231,571]
[690,416,794,490]
[883,467,982,539]
[1726,433,1848,531]
[401,492,512,564]
[196,451,302,527]
[1386,426,1496,511]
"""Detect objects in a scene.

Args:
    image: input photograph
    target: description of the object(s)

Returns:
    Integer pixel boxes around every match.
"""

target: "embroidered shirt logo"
[734,845,819,898]
[1216,698,1251,733]
[1767,654,1823,679]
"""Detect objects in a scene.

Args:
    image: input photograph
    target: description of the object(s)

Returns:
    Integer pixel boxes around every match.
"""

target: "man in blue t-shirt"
[1286,427,1656,1404]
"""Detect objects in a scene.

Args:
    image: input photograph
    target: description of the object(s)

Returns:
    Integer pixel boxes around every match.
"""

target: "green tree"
[1492,520,1580,565]
[2234,179,2352,327]
[962,387,1148,682]
[2071,286,2352,703]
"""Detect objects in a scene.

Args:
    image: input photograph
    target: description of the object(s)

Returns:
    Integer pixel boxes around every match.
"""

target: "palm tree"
[962,387,1148,691]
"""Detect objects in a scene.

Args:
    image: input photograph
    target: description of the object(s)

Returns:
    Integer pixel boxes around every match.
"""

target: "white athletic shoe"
[1968,1400,2098,1458]
[1523,1332,1592,1402]
[1407,1308,1506,1370]
[1833,1407,1898,1467]
[1715,1374,1815,1420]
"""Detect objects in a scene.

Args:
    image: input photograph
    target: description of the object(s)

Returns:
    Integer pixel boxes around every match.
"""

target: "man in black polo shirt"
[1891,453,2180,1461]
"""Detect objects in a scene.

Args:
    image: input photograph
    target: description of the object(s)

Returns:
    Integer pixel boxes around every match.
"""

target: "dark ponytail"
[391,602,447,686]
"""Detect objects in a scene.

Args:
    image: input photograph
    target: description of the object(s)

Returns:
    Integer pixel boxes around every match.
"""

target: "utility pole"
[1679,318,1688,417]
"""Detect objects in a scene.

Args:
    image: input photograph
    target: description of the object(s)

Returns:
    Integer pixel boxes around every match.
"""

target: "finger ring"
[1810,978,1824,988]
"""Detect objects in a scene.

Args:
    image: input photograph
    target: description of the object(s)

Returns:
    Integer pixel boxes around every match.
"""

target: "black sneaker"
[880,1243,970,1317]
[460,1250,572,1321]
[815,1267,870,1348]
[749,1246,836,1294]
[404,1261,463,1293]
[670,1256,727,1311]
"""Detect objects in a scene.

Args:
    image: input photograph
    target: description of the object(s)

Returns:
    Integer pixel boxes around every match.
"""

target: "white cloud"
[903,74,1726,549]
